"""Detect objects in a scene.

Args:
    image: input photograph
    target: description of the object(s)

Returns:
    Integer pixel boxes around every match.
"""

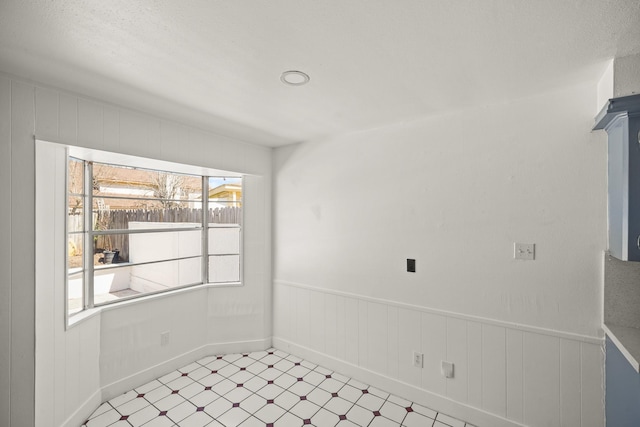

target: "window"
[67,155,243,317]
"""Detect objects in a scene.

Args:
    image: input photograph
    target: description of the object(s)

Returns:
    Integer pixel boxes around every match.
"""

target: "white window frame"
[64,146,244,326]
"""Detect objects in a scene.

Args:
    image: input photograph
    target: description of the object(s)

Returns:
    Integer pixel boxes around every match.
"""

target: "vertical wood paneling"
[78,98,104,149]
[103,106,119,148]
[398,308,421,387]
[199,131,244,173]
[387,306,399,380]
[0,74,11,427]
[35,87,59,141]
[560,339,581,427]
[253,198,272,335]
[6,75,273,427]
[273,285,604,427]
[581,342,604,427]
[236,140,270,176]
[53,146,67,426]
[421,312,446,395]
[148,116,164,157]
[446,318,467,403]
[284,285,294,341]
[309,291,325,353]
[11,79,36,427]
[189,128,218,167]
[148,117,161,154]
[272,284,285,340]
[358,300,368,368]
[159,120,188,163]
[335,296,346,361]
[523,332,560,427]
[58,93,77,145]
[64,326,80,417]
[119,110,151,158]
[367,302,388,374]
[34,142,58,426]
[79,317,101,402]
[482,324,506,417]
[345,298,359,365]
[54,327,66,427]
[325,294,338,357]
[506,329,524,422]
[467,322,482,408]
[277,284,287,340]
[296,288,311,348]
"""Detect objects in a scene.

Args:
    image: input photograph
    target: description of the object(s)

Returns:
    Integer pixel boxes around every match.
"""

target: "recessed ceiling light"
[280,70,310,86]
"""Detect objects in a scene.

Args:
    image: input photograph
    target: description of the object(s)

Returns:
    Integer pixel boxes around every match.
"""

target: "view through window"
[67,157,243,317]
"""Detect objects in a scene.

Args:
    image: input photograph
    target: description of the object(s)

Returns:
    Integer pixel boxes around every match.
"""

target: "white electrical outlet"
[441,361,454,378]
[413,351,423,368]
[514,243,535,260]
[160,331,170,346]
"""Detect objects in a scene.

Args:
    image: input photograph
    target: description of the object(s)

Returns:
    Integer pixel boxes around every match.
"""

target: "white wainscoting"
[273,280,604,427]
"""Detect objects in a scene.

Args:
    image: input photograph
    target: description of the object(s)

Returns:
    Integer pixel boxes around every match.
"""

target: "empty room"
[2,1,640,427]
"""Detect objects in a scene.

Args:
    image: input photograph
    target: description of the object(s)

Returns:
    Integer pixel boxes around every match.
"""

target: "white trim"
[64,143,243,178]
[36,139,247,329]
[60,337,271,427]
[274,279,603,345]
[66,307,101,329]
[60,389,102,427]
[100,337,272,401]
[272,337,525,427]
[67,281,243,328]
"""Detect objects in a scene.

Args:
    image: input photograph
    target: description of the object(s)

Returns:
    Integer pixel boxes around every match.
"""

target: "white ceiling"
[1,0,639,147]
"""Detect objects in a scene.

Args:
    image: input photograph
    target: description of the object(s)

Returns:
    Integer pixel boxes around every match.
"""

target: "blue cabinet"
[594,94,640,261]
[606,337,640,426]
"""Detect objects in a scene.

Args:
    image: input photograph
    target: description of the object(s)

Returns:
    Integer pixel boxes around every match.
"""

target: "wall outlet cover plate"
[413,351,423,368]
[514,243,535,260]
[441,361,454,378]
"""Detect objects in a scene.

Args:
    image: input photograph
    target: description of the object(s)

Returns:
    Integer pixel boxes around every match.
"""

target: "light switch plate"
[161,331,170,346]
[514,243,535,260]
[441,361,454,378]
[413,351,423,368]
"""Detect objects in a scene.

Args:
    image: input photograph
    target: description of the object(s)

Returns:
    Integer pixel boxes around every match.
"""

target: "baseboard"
[60,337,272,427]
[272,336,524,427]
[61,388,102,427]
[101,337,272,402]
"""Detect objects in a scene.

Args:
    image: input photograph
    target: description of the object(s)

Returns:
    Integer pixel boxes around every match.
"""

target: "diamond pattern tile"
[81,348,474,426]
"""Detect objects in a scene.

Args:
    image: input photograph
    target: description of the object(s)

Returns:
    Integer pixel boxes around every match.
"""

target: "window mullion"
[84,161,94,309]
[202,176,209,284]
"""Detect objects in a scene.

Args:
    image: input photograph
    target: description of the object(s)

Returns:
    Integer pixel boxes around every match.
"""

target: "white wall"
[273,81,607,426]
[613,53,640,97]
[36,141,102,427]
[2,71,273,427]
[0,75,36,427]
[2,67,611,427]
[0,76,8,427]
[597,53,640,113]
[597,60,614,111]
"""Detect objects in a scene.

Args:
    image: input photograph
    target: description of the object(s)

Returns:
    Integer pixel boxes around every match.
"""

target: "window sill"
[67,306,102,329]
[66,281,242,329]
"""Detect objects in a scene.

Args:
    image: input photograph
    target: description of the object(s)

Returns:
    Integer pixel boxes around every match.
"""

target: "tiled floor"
[83,349,475,427]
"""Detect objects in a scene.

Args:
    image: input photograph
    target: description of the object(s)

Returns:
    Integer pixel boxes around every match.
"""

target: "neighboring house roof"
[208,184,242,201]
[69,161,203,211]
[69,160,241,211]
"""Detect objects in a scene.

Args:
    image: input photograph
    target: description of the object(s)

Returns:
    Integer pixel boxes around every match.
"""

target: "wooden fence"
[68,206,241,262]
